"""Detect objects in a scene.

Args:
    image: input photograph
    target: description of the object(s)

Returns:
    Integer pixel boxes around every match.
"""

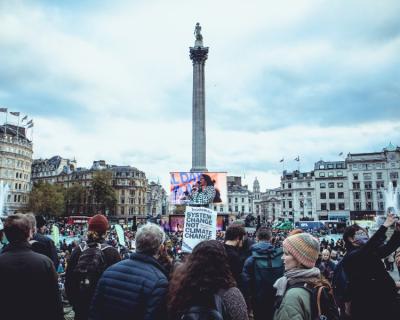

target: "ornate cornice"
[190,46,209,64]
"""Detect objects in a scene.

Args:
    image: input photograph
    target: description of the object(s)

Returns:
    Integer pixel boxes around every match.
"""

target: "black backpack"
[181,294,231,320]
[74,242,110,300]
[286,281,340,320]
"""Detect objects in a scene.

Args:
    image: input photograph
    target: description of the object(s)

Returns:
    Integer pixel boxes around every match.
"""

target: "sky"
[1,0,399,193]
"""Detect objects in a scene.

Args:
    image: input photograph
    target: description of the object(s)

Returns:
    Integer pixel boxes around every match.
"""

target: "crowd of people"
[1,212,400,320]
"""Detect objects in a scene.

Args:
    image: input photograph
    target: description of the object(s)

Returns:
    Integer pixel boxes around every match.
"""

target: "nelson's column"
[190,23,209,172]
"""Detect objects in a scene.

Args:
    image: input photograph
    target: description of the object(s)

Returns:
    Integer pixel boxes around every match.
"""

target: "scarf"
[273,267,321,296]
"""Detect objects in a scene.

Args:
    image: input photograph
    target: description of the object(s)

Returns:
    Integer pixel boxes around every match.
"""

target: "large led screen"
[170,172,227,205]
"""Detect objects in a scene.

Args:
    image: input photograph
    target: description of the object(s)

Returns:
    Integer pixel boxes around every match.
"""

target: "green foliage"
[92,170,117,214]
[28,182,65,216]
[65,184,86,215]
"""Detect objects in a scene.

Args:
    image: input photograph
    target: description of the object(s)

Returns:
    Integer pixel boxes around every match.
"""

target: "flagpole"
[5,111,7,136]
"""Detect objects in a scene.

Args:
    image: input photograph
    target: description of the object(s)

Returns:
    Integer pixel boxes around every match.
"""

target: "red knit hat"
[88,214,109,234]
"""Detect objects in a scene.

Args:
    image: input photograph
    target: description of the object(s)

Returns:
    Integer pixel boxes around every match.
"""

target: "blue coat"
[89,252,169,320]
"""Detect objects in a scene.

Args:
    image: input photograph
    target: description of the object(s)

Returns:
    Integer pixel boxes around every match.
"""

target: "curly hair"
[168,240,236,318]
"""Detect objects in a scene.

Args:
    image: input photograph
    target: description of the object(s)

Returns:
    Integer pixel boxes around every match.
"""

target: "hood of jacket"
[251,241,279,257]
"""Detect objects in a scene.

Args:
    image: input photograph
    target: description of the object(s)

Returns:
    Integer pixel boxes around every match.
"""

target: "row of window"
[7,194,27,203]
[320,182,344,188]
[318,171,343,177]
[349,162,398,170]
[353,201,385,211]
[320,203,346,211]
[228,197,251,203]
[320,192,345,199]
[318,163,346,170]
[282,182,312,189]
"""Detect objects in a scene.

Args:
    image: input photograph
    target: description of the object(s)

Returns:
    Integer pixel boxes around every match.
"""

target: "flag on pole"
[21,115,28,122]
[26,119,33,125]
[0,108,7,113]
[10,112,20,116]
[294,156,300,161]
[280,158,284,162]
[338,152,343,156]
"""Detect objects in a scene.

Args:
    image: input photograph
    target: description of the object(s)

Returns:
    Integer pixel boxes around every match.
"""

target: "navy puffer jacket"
[89,252,169,320]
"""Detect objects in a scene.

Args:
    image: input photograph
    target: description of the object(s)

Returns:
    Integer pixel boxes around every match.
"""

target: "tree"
[65,184,86,215]
[92,171,117,215]
[28,182,65,216]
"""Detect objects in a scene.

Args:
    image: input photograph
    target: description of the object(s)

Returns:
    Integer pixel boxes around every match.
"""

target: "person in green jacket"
[273,233,321,320]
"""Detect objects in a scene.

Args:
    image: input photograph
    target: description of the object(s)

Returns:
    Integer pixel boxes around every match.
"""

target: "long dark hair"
[201,174,214,187]
[168,240,236,318]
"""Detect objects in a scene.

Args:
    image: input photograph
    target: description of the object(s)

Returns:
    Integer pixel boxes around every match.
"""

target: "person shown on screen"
[188,174,216,206]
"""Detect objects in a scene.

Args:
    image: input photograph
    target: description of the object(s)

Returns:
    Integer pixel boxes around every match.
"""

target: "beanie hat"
[35,215,46,229]
[283,233,320,268]
[88,214,109,234]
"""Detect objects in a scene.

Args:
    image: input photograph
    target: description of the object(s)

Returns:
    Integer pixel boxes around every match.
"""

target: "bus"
[66,216,90,225]
[295,220,346,233]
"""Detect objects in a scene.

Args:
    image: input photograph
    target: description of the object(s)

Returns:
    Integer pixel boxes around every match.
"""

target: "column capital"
[190,46,209,64]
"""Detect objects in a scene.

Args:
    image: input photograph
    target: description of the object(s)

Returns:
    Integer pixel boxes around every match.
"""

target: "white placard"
[182,206,217,253]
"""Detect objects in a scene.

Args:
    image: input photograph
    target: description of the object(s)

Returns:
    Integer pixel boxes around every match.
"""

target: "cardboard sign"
[182,206,217,252]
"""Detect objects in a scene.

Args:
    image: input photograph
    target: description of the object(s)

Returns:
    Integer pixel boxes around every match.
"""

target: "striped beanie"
[283,233,320,268]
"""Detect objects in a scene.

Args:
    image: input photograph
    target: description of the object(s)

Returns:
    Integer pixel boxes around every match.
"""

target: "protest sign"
[114,224,126,247]
[182,206,217,252]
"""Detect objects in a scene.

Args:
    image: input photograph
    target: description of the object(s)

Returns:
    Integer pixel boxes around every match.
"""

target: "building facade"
[314,160,349,222]
[0,125,33,215]
[32,156,77,184]
[280,170,317,222]
[346,143,400,220]
[146,181,168,217]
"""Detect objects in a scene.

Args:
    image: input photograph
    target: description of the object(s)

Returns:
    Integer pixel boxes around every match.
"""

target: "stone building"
[146,181,168,217]
[0,124,33,215]
[258,188,282,223]
[314,160,349,222]
[281,170,316,222]
[31,156,77,184]
[346,143,400,220]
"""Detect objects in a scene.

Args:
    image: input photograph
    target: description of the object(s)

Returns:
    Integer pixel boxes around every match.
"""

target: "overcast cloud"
[1,0,399,191]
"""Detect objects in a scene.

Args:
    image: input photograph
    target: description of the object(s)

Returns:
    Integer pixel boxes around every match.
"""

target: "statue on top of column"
[194,22,203,46]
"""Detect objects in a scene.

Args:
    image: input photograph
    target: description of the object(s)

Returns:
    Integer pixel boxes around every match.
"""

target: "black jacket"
[343,225,400,320]
[89,252,169,320]
[0,242,63,320]
[31,232,59,267]
[65,240,121,318]
[224,243,243,287]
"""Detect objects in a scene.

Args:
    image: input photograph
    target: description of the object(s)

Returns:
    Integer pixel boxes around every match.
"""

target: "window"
[328,182,334,188]
[366,202,373,211]
[338,203,345,210]
[354,202,361,210]
[242,198,244,203]
[353,174,359,180]
[319,172,325,177]
[283,201,286,208]
[378,202,385,211]
[376,172,383,179]
[319,164,325,169]
[235,198,238,203]
[288,183,292,189]
[390,172,399,179]
[377,191,383,199]
[337,182,343,188]
[320,192,326,199]
[364,182,372,189]
[365,191,372,200]
[353,192,361,200]
[220,206,224,212]
[329,192,335,199]
[376,181,384,189]
[328,172,334,177]
[363,173,372,180]
[307,182,311,187]
[353,182,360,189]
[329,203,336,210]
[307,192,312,196]
[228,198,231,203]
[321,203,327,210]
[320,183,326,189]
[337,171,343,176]
[241,206,245,212]
[288,201,292,209]
[338,192,344,199]
[235,206,238,212]
[327,164,334,169]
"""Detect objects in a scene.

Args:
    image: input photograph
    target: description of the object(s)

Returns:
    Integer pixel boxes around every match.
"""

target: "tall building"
[281,170,316,222]
[346,143,400,220]
[314,160,349,222]
[146,181,168,217]
[190,23,209,172]
[0,124,33,214]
